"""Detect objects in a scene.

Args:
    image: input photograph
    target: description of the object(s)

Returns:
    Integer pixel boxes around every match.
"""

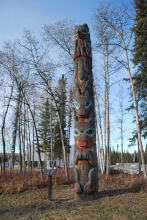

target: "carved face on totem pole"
[74,121,96,149]
[74,24,91,60]
[74,80,94,121]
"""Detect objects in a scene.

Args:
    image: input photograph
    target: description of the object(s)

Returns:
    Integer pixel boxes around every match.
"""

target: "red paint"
[88,183,95,192]
[74,183,79,192]
[74,32,89,40]
[75,138,92,147]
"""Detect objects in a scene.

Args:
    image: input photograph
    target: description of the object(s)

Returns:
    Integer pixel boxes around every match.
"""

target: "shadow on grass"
[98,188,132,199]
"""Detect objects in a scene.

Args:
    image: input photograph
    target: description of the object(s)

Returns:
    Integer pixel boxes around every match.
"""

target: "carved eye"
[74,101,80,110]
[81,28,89,33]
[74,30,78,36]
[74,129,81,137]
[84,90,89,96]
[84,128,95,136]
[83,100,92,109]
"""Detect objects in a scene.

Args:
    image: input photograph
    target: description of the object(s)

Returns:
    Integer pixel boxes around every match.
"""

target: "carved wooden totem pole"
[73,24,98,200]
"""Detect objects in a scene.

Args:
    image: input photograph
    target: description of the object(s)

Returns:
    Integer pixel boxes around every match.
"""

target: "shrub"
[131,178,147,193]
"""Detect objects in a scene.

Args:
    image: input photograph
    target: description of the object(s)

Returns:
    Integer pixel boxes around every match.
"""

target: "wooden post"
[43,169,57,201]
[48,176,52,201]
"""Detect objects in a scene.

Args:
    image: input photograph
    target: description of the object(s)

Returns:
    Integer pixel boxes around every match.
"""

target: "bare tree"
[19,93,22,172]
[0,42,44,178]
[94,84,104,173]
[93,4,121,174]
[1,77,14,172]
[18,29,69,179]
[23,101,26,173]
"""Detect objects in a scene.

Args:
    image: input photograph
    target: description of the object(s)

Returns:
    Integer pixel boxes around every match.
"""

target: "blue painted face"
[74,28,90,36]
[74,95,93,118]
[74,121,96,148]
[74,128,95,137]
[74,99,92,110]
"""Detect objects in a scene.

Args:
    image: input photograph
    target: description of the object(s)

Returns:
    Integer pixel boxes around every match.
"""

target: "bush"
[131,178,147,193]
[0,168,73,195]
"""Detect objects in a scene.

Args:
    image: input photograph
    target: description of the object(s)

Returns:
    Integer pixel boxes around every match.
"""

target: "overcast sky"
[0,0,146,155]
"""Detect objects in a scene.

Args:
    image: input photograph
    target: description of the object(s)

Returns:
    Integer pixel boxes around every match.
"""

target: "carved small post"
[73,24,98,200]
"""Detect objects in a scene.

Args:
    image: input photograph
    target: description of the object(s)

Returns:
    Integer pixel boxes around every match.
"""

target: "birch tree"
[94,1,147,178]
[93,4,121,174]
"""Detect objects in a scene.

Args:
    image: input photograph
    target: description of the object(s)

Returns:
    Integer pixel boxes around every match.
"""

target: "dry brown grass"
[0,167,147,195]
[0,167,147,219]
[0,168,73,195]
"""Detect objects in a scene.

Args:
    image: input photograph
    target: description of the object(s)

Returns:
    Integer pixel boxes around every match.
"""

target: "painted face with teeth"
[74,121,96,148]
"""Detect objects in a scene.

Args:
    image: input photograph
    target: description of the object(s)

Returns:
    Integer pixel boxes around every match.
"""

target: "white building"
[25,144,74,168]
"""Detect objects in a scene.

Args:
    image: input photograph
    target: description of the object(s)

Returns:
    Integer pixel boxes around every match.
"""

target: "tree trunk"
[20,86,43,178]
[2,79,14,173]
[19,98,22,173]
[26,110,29,169]
[10,90,21,169]
[121,101,123,167]
[53,108,55,167]
[28,112,32,172]
[50,92,53,168]
[94,84,104,174]
[137,138,141,174]
[32,103,35,172]
[23,102,26,173]
[106,44,110,175]
[23,94,43,178]
[103,60,106,173]
[95,119,102,174]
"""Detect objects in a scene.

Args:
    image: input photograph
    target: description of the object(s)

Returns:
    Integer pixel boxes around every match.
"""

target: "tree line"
[110,144,147,166]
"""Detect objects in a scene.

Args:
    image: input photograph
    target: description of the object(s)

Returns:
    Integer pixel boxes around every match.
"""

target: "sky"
[0,0,146,155]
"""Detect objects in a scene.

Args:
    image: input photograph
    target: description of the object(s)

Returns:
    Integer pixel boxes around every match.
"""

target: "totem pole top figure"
[74,24,90,40]
[74,24,92,61]
[73,24,98,201]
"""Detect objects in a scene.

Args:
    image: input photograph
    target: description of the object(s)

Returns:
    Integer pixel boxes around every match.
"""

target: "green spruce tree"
[131,0,147,139]
[54,75,70,165]
[38,98,51,156]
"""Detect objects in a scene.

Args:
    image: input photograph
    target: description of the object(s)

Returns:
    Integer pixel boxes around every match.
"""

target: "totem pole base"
[74,163,98,201]
[75,192,98,201]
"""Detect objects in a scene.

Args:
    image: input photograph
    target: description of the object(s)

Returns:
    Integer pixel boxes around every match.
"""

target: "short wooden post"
[43,169,57,202]
[48,175,52,201]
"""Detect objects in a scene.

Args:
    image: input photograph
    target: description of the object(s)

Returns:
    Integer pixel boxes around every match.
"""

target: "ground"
[0,169,147,219]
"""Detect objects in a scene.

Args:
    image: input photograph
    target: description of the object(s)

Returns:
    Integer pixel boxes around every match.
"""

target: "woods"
[0,0,146,180]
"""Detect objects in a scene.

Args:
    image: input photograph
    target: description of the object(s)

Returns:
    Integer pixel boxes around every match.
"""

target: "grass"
[0,168,147,219]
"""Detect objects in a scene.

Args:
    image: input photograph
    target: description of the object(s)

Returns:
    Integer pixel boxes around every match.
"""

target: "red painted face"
[75,138,95,148]
[74,121,96,148]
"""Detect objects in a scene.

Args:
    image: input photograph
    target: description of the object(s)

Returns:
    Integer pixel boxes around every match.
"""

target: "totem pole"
[73,24,98,200]
[10,91,20,169]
